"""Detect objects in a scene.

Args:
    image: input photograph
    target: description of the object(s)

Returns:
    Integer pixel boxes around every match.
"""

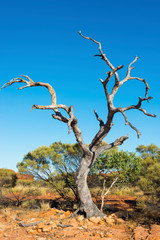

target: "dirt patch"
[0,207,159,240]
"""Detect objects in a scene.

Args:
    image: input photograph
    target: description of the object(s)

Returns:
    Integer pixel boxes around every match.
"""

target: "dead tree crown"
[1,31,156,157]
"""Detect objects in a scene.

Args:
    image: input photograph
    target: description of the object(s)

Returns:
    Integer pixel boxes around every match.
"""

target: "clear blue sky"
[0,0,159,171]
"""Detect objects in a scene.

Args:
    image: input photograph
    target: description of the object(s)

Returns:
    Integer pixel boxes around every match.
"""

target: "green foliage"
[136,144,160,196]
[136,198,147,210]
[91,149,142,187]
[0,168,17,188]
[22,199,37,209]
[0,185,46,207]
[112,186,143,196]
[17,141,82,201]
[90,146,118,175]
[17,141,143,202]
[16,180,33,186]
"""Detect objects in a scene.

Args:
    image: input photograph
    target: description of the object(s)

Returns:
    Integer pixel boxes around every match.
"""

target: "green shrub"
[22,199,37,208]
[16,180,33,186]
[136,198,146,210]
[0,169,17,188]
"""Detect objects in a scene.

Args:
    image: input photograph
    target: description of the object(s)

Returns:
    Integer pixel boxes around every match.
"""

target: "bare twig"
[100,176,118,212]
[121,111,141,138]
[78,30,119,83]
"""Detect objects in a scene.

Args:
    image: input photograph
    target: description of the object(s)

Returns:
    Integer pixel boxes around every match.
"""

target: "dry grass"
[110,186,144,197]
[40,201,51,211]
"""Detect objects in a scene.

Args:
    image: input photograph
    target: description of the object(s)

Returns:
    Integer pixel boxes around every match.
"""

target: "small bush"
[40,201,50,211]
[110,186,143,197]
[0,169,17,188]
[16,180,33,186]
[136,198,146,210]
[22,199,37,208]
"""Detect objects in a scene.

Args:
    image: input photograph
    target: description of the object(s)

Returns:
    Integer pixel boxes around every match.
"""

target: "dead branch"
[18,221,43,227]
[78,30,119,84]
[115,96,156,138]
[94,109,104,127]
[79,31,156,150]
[0,75,56,105]
[100,176,118,212]
[104,65,124,85]
[1,75,89,154]
[121,111,141,138]
[95,135,128,156]
[1,32,156,156]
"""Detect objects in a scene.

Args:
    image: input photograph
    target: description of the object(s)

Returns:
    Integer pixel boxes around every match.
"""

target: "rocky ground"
[0,207,160,240]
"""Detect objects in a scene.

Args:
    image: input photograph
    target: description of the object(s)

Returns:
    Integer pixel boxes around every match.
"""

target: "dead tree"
[1,31,156,218]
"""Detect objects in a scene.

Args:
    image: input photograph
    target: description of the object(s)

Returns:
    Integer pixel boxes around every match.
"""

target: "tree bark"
[75,153,105,218]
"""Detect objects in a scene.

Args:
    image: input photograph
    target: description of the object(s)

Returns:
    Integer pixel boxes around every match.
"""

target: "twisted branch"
[79,31,156,149]
[121,111,141,138]
[115,96,156,138]
[95,135,129,156]
[1,75,89,154]
[78,30,119,84]
[1,75,56,105]
[119,57,150,99]
[1,32,156,155]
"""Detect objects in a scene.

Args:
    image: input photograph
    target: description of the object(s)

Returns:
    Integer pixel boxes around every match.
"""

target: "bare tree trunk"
[75,154,105,218]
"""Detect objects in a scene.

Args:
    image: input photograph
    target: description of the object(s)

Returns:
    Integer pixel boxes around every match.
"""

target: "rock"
[110,213,117,218]
[103,216,115,225]
[89,216,101,224]
[49,222,57,228]
[115,217,125,224]
[3,233,10,237]
[59,213,66,219]
[64,210,71,217]
[105,233,113,238]
[134,226,149,240]
[148,224,160,240]
[36,238,47,240]
[4,217,9,222]
[100,232,104,237]
[78,227,84,230]
[92,232,100,237]
[76,215,84,222]
[98,220,105,225]
[27,228,37,234]
[43,225,52,232]
[37,222,45,229]
[40,208,57,217]
[57,223,73,228]
[37,228,42,233]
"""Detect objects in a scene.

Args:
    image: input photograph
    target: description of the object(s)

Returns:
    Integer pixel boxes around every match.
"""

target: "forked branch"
[78,30,119,84]
[79,31,156,149]
[1,32,156,156]
[95,135,129,156]
[1,75,56,105]
[1,75,89,154]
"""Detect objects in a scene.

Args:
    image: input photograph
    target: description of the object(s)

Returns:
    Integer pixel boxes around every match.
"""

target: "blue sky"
[0,0,159,171]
